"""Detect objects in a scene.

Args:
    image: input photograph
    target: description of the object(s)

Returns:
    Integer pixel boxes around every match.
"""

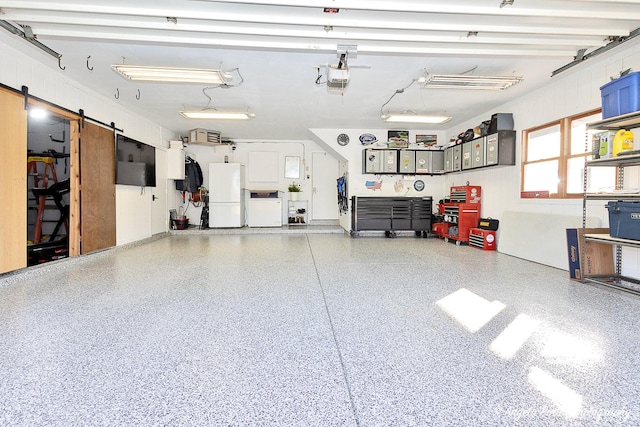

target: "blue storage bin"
[606,201,640,240]
[600,72,640,119]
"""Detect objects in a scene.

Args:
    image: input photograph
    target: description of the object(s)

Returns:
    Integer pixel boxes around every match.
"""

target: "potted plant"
[288,182,301,201]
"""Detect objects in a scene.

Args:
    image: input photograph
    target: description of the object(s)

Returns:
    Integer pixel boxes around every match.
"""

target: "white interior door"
[151,148,168,234]
[311,151,339,221]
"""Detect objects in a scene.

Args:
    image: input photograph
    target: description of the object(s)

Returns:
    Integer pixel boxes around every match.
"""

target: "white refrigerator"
[209,163,244,228]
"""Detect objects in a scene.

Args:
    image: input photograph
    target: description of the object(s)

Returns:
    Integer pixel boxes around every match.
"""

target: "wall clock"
[337,133,350,146]
[414,180,425,191]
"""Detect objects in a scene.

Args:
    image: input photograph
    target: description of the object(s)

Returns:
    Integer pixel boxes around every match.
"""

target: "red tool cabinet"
[439,185,482,245]
[449,185,481,203]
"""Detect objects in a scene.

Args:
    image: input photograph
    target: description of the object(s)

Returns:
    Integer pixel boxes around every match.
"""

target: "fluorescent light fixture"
[112,65,232,84]
[422,74,523,90]
[180,110,254,120]
[381,114,452,124]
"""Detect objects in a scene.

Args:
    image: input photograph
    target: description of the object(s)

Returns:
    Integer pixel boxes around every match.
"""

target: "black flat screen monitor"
[115,134,156,187]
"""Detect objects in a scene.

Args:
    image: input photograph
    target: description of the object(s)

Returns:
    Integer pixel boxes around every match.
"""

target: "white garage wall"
[445,39,640,275]
[177,139,332,226]
[309,39,640,276]
[0,32,177,247]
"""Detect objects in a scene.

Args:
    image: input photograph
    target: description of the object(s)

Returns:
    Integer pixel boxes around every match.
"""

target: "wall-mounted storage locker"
[442,130,515,173]
[444,147,453,172]
[452,145,462,172]
[486,130,516,166]
[415,150,444,174]
[381,150,398,173]
[398,150,416,174]
[471,138,486,169]
[363,149,383,173]
[362,149,401,174]
[462,142,472,170]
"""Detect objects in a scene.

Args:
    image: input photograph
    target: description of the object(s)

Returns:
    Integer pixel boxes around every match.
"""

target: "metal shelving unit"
[582,112,640,296]
[288,200,307,225]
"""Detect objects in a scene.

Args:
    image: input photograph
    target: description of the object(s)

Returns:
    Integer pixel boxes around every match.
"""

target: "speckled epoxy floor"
[1,233,639,426]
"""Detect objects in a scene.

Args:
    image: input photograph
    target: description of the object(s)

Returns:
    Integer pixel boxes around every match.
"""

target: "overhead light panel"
[381,114,452,124]
[421,74,523,90]
[180,110,255,120]
[112,65,233,84]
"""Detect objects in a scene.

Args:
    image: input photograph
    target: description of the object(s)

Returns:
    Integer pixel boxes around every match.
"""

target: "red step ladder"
[28,156,62,243]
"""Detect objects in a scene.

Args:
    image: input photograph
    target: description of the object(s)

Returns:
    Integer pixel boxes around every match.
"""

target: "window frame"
[521,108,603,199]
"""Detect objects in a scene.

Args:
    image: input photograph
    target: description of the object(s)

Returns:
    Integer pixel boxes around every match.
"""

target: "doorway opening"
[27,109,71,266]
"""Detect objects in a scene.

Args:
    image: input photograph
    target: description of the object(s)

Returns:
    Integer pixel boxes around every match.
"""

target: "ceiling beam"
[1,8,630,38]
[7,13,609,48]
[29,26,580,56]
[2,1,640,23]
[150,0,640,21]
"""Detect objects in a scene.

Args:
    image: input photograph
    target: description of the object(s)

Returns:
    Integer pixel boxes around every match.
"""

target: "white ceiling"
[2,0,639,140]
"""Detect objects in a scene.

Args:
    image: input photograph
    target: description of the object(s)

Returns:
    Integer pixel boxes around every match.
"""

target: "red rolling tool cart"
[440,185,482,246]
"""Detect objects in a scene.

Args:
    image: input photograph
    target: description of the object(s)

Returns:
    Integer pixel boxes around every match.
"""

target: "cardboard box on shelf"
[566,228,615,281]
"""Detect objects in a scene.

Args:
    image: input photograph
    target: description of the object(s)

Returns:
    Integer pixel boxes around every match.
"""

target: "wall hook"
[115,88,120,99]
[58,56,66,70]
[86,55,93,71]
[136,89,141,100]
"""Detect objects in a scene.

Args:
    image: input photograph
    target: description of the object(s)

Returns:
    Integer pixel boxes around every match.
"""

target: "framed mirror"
[284,156,301,179]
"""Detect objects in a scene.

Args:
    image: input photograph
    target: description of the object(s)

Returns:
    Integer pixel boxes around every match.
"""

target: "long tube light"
[180,110,255,120]
[381,114,452,124]
[112,65,233,84]
[421,74,523,90]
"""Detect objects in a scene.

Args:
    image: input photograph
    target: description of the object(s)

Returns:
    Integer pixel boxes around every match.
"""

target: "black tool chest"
[351,196,433,237]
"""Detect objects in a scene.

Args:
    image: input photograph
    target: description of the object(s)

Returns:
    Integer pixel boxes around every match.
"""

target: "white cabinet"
[247,199,282,227]
[167,146,185,180]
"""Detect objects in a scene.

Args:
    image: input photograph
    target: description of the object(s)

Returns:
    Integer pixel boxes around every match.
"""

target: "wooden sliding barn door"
[79,122,116,254]
[0,89,27,273]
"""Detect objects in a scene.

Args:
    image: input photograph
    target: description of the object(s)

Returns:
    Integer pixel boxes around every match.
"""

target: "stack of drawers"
[468,228,496,250]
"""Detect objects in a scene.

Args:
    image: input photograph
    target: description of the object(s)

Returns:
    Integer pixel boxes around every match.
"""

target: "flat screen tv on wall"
[115,134,156,187]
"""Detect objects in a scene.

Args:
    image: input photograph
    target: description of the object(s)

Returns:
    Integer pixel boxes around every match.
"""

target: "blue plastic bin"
[600,72,640,119]
[606,201,640,240]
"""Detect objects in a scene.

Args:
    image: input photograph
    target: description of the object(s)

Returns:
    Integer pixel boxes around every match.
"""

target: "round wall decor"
[414,180,425,191]
[359,133,377,145]
[337,133,350,146]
